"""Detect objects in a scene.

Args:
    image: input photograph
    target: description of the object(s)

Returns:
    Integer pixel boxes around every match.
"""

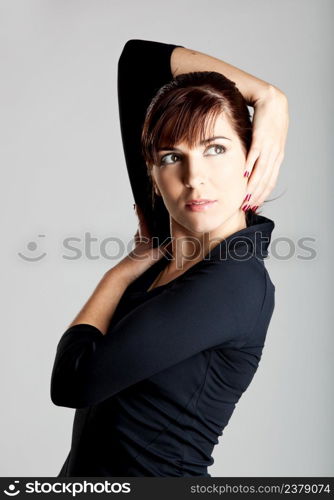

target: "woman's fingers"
[134,228,140,246]
[134,203,152,241]
[241,147,280,210]
[252,152,283,209]
[243,145,260,178]
[240,89,289,212]
[241,145,272,210]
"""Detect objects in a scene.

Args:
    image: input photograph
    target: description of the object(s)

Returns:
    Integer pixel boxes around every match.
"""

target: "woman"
[50,39,289,477]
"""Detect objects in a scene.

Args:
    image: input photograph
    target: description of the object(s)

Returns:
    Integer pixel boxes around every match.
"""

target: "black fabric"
[50,39,276,477]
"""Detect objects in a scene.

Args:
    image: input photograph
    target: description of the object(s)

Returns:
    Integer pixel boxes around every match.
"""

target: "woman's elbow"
[50,370,93,409]
[119,39,142,62]
[267,84,289,103]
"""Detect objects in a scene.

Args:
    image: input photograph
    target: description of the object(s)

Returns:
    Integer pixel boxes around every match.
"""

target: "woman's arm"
[65,267,131,335]
[65,209,168,334]
[118,38,288,219]
[170,46,285,106]
[50,258,274,409]
[117,39,184,239]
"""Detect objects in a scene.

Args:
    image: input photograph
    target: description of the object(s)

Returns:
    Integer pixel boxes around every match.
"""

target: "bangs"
[141,87,228,168]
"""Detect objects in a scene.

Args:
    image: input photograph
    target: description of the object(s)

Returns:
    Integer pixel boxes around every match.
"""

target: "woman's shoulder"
[199,248,266,277]
[167,251,268,302]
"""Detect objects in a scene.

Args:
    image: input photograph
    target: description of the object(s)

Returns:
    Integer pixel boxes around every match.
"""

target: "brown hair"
[140,71,258,235]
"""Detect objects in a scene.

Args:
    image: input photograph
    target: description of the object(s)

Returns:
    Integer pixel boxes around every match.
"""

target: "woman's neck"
[167,210,247,273]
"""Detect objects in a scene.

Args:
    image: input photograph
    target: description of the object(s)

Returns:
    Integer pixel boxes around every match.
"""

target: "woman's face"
[151,113,248,238]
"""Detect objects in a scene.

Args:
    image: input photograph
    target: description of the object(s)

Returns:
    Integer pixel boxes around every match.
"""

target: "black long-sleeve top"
[50,39,276,477]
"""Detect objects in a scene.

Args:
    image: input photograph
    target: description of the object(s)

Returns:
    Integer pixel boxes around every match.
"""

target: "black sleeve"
[117,39,184,240]
[50,258,268,409]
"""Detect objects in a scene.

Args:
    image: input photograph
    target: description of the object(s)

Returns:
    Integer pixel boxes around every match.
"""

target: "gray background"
[0,0,333,477]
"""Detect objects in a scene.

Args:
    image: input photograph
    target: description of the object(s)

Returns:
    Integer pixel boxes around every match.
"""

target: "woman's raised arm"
[170,45,283,105]
[117,39,183,220]
[118,38,288,220]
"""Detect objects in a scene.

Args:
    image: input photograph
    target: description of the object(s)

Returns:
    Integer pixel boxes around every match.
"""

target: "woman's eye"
[206,144,226,155]
[159,153,180,166]
[159,145,226,166]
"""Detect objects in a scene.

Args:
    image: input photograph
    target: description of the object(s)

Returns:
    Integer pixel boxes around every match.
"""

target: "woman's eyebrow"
[158,136,231,152]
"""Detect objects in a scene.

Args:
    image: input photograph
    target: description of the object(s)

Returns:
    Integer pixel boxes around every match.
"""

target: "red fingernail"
[243,171,249,177]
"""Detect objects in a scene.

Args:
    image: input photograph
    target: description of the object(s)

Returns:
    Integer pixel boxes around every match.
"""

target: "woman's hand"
[66,205,168,335]
[241,87,289,211]
[114,204,169,284]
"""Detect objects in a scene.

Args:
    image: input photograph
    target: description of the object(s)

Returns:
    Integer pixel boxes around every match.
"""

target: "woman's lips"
[185,200,217,212]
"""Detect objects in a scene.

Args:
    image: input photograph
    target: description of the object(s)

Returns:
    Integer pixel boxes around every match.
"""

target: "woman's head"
[140,71,254,238]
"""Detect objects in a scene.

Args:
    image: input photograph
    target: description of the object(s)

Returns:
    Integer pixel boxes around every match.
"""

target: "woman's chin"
[180,217,222,236]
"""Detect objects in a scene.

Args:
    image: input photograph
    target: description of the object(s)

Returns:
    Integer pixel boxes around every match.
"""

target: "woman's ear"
[153,180,161,197]
[149,168,161,197]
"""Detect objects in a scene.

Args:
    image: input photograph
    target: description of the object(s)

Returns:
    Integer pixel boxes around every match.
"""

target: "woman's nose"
[184,177,205,189]
[183,165,207,188]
